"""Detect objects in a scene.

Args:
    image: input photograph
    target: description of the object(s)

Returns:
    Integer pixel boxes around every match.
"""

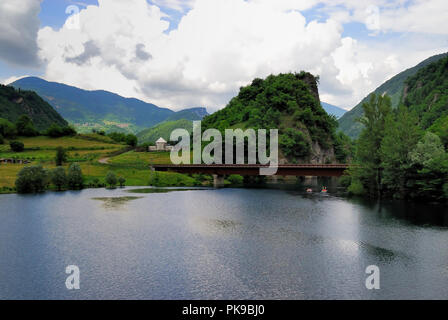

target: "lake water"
[0,186,447,300]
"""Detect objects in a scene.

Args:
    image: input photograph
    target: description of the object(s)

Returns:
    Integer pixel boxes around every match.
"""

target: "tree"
[55,147,67,166]
[46,124,76,138]
[67,163,83,190]
[380,106,422,198]
[15,166,48,193]
[279,128,311,159]
[349,94,392,197]
[125,134,138,147]
[105,171,118,188]
[409,132,445,167]
[10,140,24,152]
[0,118,17,138]
[51,167,67,191]
[0,134,4,145]
[16,115,38,137]
[118,176,126,188]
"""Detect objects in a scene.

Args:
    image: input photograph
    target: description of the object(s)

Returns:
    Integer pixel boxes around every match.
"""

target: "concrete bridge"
[152,164,349,187]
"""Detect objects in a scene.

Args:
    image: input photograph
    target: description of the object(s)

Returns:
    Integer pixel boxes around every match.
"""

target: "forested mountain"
[347,55,448,201]
[10,77,207,134]
[202,72,350,164]
[0,84,67,131]
[338,52,448,138]
[403,55,448,140]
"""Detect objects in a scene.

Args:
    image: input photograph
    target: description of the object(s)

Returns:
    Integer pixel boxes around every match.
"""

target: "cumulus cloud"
[36,0,448,110]
[0,0,42,67]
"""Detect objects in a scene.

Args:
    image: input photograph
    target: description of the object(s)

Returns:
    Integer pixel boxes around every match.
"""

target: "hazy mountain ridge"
[11,77,208,134]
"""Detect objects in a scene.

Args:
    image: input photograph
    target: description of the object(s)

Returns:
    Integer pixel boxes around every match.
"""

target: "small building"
[148,137,173,152]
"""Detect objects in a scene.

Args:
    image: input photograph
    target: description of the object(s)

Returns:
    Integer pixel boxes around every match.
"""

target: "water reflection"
[0,186,447,299]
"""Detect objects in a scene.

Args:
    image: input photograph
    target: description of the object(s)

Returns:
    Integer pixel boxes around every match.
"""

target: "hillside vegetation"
[347,56,448,201]
[11,77,208,134]
[202,72,350,163]
[137,119,193,144]
[0,85,67,131]
[338,52,448,138]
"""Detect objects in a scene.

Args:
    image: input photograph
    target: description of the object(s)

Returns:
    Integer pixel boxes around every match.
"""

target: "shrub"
[46,124,77,138]
[55,147,67,166]
[15,166,48,193]
[51,167,67,191]
[118,176,126,188]
[10,140,24,152]
[67,163,83,190]
[16,115,38,137]
[0,118,17,138]
[227,174,244,185]
[347,179,365,196]
[105,171,118,188]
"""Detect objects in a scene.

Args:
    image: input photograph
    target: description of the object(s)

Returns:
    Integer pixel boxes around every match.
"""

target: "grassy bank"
[0,135,209,193]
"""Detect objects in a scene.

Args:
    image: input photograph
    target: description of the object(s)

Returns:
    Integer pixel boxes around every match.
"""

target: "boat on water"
[321,187,328,193]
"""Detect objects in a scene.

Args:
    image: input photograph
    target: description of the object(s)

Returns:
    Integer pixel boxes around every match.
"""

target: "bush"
[55,147,67,166]
[227,174,244,185]
[347,179,365,196]
[51,167,67,191]
[16,115,38,137]
[0,134,4,144]
[46,124,77,138]
[105,171,118,188]
[67,163,83,190]
[118,176,126,188]
[10,140,24,152]
[125,134,138,147]
[15,166,48,193]
[0,118,17,138]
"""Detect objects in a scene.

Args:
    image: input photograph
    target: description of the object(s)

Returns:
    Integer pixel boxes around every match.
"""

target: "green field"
[0,135,207,192]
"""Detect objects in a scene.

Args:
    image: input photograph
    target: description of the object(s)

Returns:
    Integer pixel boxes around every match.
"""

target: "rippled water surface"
[0,187,447,299]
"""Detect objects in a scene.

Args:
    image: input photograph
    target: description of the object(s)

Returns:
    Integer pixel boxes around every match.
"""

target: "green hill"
[202,72,349,164]
[338,52,448,138]
[137,119,193,144]
[0,84,67,131]
[403,55,448,145]
[11,77,208,134]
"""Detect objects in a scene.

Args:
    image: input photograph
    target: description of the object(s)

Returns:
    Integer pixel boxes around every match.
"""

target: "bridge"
[152,164,350,187]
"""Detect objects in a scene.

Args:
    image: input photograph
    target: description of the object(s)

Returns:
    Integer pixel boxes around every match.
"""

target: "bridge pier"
[213,174,226,188]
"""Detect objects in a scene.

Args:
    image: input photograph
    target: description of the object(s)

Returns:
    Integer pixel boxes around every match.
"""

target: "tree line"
[14,147,126,193]
[344,93,448,201]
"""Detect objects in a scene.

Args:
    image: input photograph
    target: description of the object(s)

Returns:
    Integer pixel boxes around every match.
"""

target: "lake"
[0,186,447,299]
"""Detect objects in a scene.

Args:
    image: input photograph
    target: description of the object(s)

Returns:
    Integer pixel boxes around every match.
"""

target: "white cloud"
[0,0,42,66]
[35,0,448,111]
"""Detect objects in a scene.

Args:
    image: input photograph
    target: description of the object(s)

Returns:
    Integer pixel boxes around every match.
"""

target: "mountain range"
[10,77,208,134]
[338,52,448,138]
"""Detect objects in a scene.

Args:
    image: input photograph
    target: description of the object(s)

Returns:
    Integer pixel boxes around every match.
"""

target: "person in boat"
[306,188,313,193]
[321,186,328,193]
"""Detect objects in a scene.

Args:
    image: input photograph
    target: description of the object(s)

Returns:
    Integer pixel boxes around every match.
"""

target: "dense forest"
[346,56,448,201]
[202,72,351,164]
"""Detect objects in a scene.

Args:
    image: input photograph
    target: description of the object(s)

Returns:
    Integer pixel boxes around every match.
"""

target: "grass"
[108,151,174,166]
[0,135,210,192]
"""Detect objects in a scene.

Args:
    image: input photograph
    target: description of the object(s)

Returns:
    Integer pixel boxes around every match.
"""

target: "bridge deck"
[152,164,349,177]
